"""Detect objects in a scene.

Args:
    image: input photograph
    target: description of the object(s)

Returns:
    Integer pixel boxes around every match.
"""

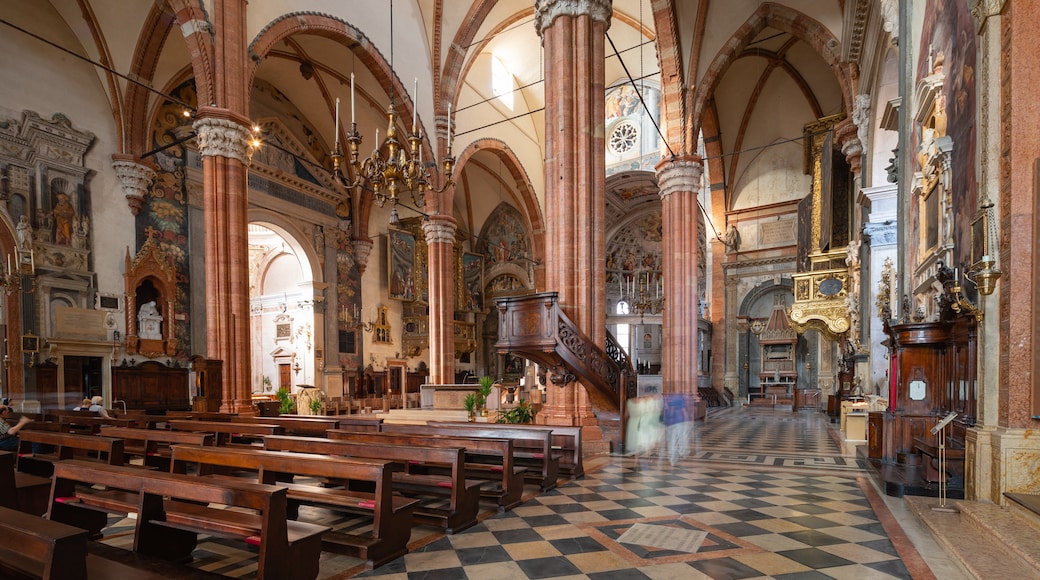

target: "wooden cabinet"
[868,412,884,459]
[191,358,222,412]
[795,388,821,410]
[112,361,189,411]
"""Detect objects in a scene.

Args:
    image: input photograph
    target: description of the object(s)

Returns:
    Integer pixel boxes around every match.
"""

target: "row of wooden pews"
[0,410,586,578]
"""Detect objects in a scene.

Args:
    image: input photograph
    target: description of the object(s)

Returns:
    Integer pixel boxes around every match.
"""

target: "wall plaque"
[760,220,796,245]
[55,308,107,341]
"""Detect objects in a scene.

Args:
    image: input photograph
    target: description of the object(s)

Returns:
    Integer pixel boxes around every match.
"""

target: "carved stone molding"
[654,156,704,200]
[534,0,612,38]
[972,0,1007,33]
[880,0,898,40]
[192,116,250,164]
[352,239,374,276]
[111,157,156,216]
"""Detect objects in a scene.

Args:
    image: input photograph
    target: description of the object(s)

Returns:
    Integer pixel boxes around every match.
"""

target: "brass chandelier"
[330,0,454,218]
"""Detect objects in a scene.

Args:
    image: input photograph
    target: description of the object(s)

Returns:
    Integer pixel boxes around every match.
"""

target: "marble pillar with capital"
[423,216,457,384]
[655,156,705,409]
[535,0,611,427]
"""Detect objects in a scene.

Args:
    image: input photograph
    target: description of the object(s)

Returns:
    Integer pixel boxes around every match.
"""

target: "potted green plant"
[275,387,295,415]
[478,376,495,416]
[309,397,324,416]
[497,398,537,424]
[463,393,478,422]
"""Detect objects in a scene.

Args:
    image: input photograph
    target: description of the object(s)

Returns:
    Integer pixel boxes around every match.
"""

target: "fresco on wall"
[607,212,662,292]
[335,225,361,367]
[146,81,197,359]
[478,204,531,269]
[915,0,977,274]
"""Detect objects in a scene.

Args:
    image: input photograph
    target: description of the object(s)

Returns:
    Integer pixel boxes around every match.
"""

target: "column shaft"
[424,217,457,384]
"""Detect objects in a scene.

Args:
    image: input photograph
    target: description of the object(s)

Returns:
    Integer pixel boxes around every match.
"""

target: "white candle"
[374,128,379,155]
[412,77,418,132]
[350,73,356,124]
[334,97,340,148]
[447,103,452,149]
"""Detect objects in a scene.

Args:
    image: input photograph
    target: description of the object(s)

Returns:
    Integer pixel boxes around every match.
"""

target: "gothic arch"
[690,2,855,140]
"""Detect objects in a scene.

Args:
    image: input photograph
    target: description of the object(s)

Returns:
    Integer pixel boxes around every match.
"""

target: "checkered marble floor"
[96,407,936,579]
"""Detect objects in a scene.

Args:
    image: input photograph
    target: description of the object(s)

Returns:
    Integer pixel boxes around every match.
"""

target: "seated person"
[88,396,111,419]
[72,397,91,411]
[0,404,32,451]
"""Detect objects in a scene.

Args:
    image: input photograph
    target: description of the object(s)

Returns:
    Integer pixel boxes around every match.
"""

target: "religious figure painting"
[461,252,484,312]
[387,228,415,302]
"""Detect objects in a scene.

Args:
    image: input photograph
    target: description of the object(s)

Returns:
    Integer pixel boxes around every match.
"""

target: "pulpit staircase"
[494,292,638,453]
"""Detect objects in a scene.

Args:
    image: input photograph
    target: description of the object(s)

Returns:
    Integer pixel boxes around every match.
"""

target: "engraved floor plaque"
[616,523,707,553]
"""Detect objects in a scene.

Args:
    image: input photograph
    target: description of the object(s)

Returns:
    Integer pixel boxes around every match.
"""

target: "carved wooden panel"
[112,361,189,411]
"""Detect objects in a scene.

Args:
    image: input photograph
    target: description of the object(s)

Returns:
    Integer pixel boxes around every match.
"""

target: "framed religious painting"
[970,209,990,271]
[387,227,416,301]
[461,252,484,312]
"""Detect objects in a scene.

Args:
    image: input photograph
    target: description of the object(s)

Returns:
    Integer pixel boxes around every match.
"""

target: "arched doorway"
[247,223,320,397]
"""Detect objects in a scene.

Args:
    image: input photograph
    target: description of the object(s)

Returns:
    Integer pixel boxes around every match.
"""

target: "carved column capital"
[534,0,612,38]
[352,239,374,276]
[192,115,250,164]
[423,216,457,246]
[655,155,703,200]
[835,118,863,175]
[972,0,1007,33]
[111,156,156,216]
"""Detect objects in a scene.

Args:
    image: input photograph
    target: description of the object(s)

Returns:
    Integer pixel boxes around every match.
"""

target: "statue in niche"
[15,214,32,250]
[725,224,741,253]
[138,301,163,340]
[52,193,76,246]
[35,209,52,243]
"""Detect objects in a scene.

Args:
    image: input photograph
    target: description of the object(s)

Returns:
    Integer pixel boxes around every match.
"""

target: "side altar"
[419,383,484,410]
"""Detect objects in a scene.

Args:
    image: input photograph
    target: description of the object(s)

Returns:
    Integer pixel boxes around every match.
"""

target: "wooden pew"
[48,459,329,580]
[0,450,51,515]
[162,411,235,421]
[52,415,139,435]
[229,415,340,437]
[264,435,482,533]
[385,423,560,491]
[169,444,417,568]
[327,428,526,511]
[99,426,215,470]
[432,421,584,479]
[0,503,89,579]
[167,419,284,446]
[16,431,125,477]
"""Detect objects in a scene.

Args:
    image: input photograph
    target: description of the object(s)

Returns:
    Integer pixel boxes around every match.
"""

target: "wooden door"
[279,364,291,390]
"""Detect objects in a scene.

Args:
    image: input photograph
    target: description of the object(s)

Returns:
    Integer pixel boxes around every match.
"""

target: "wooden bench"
[17,431,125,477]
[53,415,139,435]
[230,415,340,437]
[328,428,527,511]
[169,444,418,568]
[264,435,482,533]
[0,450,51,515]
[99,426,215,470]
[0,503,89,579]
[914,435,966,484]
[432,421,584,479]
[48,459,329,579]
[167,420,284,446]
[391,423,560,491]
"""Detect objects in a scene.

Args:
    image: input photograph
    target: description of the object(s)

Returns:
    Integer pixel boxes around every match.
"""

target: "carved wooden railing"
[495,292,636,450]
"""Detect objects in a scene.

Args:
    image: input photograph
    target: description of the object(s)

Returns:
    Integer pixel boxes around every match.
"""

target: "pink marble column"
[423,216,457,384]
[193,0,253,413]
[535,0,610,426]
[655,156,703,404]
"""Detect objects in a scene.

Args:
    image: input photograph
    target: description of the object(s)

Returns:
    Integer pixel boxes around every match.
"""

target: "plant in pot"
[463,393,478,422]
[478,376,495,416]
[275,387,295,415]
[309,397,324,416]
[497,398,537,424]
